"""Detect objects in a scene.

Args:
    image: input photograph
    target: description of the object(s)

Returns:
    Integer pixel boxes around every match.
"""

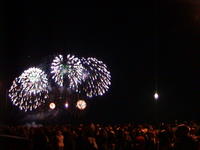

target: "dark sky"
[1,1,200,124]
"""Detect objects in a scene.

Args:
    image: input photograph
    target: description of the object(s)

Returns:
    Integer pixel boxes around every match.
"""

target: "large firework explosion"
[9,67,49,112]
[50,54,111,97]
[9,53,111,112]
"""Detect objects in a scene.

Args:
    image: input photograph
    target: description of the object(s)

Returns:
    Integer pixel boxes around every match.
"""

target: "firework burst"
[9,67,49,112]
[80,57,111,97]
[51,54,84,92]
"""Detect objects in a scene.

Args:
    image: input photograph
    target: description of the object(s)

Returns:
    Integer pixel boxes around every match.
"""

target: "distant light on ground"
[49,102,56,109]
[76,100,87,110]
[154,92,159,100]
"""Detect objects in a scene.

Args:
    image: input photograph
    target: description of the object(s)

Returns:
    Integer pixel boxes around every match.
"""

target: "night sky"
[1,1,200,124]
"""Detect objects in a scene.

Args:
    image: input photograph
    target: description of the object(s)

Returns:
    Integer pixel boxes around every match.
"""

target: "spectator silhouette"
[174,124,198,150]
[56,130,64,150]
[158,129,172,150]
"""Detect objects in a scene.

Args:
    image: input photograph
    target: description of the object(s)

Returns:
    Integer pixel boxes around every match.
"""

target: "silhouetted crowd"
[1,121,200,150]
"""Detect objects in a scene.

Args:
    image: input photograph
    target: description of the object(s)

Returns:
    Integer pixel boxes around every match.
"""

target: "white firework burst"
[51,54,84,92]
[8,67,49,112]
[80,57,111,97]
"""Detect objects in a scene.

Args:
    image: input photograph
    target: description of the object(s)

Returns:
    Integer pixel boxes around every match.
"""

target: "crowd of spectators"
[0,121,200,150]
